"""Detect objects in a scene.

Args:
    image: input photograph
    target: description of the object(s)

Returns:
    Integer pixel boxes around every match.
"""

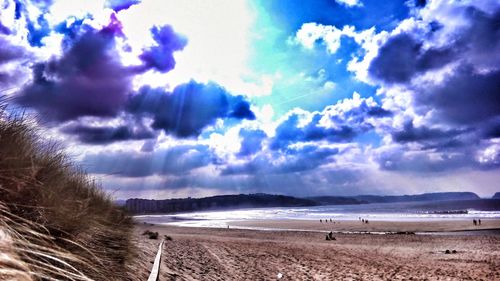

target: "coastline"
[133,219,500,280]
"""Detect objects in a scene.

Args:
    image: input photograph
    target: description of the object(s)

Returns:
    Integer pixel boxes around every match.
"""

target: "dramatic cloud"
[270,93,391,150]
[368,8,500,84]
[127,81,255,138]
[16,25,134,121]
[344,1,500,174]
[414,66,500,125]
[4,0,500,198]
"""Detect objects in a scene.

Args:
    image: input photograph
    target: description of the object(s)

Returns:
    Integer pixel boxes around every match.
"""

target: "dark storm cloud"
[83,144,215,177]
[368,33,455,83]
[127,81,255,138]
[16,26,133,122]
[222,145,339,175]
[238,128,267,157]
[106,0,141,12]
[60,120,156,144]
[415,66,500,125]
[138,25,187,73]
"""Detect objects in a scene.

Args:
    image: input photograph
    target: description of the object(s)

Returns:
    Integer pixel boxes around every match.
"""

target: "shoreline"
[134,217,500,234]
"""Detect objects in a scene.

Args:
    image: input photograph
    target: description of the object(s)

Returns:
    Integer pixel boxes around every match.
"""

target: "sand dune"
[134,220,500,280]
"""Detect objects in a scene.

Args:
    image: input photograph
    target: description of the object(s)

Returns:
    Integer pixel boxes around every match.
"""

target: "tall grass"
[0,102,134,280]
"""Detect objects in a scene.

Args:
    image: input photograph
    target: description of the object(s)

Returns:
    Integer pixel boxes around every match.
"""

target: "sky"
[0,0,499,199]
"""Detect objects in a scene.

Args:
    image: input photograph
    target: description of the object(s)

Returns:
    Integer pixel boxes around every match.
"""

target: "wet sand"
[133,219,500,280]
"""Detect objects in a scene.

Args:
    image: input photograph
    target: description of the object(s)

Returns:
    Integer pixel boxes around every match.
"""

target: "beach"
[133,219,500,280]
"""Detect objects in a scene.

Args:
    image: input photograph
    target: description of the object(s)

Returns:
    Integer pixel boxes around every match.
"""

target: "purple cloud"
[139,25,187,73]
[16,26,133,122]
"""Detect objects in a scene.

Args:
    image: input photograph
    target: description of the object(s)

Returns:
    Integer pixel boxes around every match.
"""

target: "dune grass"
[0,104,135,280]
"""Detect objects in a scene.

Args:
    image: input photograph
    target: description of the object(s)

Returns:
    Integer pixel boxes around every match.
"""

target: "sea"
[134,199,500,229]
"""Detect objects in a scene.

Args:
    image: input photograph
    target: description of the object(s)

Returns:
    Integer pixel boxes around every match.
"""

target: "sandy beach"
[133,219,500,280]
[229,219,500,233]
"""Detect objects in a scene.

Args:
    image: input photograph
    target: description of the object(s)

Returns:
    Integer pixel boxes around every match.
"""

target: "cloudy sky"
[1,0,499,199]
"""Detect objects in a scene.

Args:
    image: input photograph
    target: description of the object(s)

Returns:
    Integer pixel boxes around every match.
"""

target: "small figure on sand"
[362,219,365,223]
[320,219,322,223]
[328,231,335,240]
[365,219,369,224]
[330,218,332,222]
[478,219,481,225]
[326,231,336,241]
[473,219,477,226]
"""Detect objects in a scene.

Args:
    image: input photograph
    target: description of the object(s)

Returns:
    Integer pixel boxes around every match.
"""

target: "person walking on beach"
[478,219,481,225]
[473,219,477,226]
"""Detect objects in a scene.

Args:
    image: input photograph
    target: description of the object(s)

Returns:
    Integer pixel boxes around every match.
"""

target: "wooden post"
[147,240,164,281]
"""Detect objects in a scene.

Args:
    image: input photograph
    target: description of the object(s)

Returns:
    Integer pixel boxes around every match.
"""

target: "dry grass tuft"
[0,102,135,280]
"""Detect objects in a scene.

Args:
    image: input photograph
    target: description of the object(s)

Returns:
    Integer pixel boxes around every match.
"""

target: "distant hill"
[351,192,480,203]
[493,192,500,199]
[125,192,483,214]
[126,193,318,214]
[306,196,366,205]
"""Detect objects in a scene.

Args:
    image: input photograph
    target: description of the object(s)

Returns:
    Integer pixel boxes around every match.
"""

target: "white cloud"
[295,22,378,57]
[335,0,363,8]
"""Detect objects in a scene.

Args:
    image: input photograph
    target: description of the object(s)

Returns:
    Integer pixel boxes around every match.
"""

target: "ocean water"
[135,199,500,228]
